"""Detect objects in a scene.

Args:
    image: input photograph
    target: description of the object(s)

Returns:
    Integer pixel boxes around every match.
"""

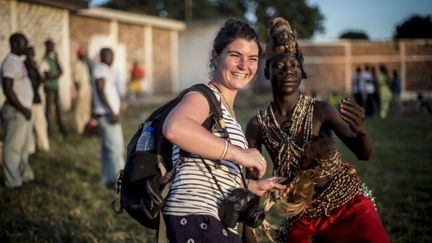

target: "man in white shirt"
[92,48,124,189]
[1,32,35,188]
[352,66,365,108]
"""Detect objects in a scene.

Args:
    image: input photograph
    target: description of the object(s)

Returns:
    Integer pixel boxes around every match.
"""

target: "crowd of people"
[0,32,131,189]
[351,63,402,118]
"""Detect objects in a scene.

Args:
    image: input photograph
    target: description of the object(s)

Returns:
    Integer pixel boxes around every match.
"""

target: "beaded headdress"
[265,17,307,79]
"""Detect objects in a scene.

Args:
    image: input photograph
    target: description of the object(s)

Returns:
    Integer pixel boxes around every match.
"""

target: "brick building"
[0,0,186,110]
[0,0,85,109]
[300,40,432,100]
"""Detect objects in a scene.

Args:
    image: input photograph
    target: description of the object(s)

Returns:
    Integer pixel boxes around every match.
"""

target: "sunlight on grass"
[0,91,431,242]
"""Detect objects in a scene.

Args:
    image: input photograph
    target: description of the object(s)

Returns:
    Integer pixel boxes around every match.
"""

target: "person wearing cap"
[245,17,390,242]
[40,38,67,137]
[73,47,91,134]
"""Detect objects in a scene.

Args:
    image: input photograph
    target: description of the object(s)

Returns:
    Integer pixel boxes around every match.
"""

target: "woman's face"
[213,38,259,90]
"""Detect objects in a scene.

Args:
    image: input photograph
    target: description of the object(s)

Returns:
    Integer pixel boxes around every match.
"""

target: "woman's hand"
[339,98,367,136]
[248,176,287,197]
[229,147,267,178]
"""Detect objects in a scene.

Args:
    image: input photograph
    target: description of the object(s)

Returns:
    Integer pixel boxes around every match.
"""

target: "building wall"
[1,2,184,111]
[69,15,111,57]
[70,10,185,96]
[178,21,223,90]
[118,22,146,83]
[152,27,172,94]
[179,22,431,100]
[298,40,432,99]
[0,1,13,61]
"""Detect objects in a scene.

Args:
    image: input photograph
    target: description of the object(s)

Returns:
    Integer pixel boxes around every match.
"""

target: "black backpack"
[112,84,226,231]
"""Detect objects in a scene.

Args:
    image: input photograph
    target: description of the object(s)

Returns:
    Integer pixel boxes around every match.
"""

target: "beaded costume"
[257,98,364,220]
[254,16,390,243]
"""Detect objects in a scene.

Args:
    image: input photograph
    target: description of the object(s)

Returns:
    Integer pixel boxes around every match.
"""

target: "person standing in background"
[1,33,35,188]
[127,61,145,104]
[92,48,125,189]
[376,64,392,119]
[41,38,67,137]
[390,69,401,116]
[73,47,92,135]
[363,65,376,117]
[24,46,49,152]
[351,67,364,108]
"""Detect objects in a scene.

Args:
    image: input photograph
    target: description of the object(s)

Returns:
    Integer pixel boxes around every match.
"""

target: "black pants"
[163,214,241,243]
[354,93,364,108]
[45,88,67,136]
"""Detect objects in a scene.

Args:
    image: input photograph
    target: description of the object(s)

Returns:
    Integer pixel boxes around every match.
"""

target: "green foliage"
[254,0,324,40]
[394,14,432,39]
[339,30,369,40]
[1,92,431,242]
[101,0,324,40]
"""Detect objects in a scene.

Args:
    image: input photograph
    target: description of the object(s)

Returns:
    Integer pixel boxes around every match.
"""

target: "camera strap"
[199,93,249,198]
[199,148,248,199]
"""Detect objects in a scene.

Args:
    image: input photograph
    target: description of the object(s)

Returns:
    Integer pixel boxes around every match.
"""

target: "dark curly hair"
[210,18,262,72]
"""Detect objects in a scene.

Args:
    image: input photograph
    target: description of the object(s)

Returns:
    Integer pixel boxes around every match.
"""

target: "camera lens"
[243,205,265,228]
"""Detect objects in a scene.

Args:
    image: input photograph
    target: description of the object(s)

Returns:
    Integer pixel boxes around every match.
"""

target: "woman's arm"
[162,92,267,177]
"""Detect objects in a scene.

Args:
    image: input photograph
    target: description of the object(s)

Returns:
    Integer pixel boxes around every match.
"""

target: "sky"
[90,0,432,41]
[307,0,432,41]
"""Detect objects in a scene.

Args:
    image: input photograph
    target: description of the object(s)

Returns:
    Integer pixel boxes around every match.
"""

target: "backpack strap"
[157,83,225,243]
[187,83,225,131]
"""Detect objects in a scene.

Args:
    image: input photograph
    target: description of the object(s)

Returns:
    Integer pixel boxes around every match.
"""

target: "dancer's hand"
[339,98,366,136]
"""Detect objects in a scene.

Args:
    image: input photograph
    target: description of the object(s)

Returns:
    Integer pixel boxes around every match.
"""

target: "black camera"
[219,188,265,228]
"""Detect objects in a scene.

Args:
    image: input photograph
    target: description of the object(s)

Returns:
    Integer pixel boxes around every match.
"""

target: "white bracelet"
[220,140,229,160]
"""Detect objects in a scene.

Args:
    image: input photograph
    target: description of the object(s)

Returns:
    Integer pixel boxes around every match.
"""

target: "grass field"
[1,92,431,242]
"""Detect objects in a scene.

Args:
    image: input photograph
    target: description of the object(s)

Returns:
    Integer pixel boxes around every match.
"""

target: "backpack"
[112,83,225,231]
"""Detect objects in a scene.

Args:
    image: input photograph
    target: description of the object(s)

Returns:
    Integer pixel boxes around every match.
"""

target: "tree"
[102,0,245,21]
[394,15,432,39]
[254,0,324,40]
[339,30,369,40]
[101,0,324,40]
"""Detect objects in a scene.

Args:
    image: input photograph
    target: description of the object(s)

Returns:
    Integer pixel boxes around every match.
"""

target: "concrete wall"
[178,20,224,90]
[71,7,185,96]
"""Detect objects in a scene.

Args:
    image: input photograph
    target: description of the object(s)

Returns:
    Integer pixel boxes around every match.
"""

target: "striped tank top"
[162,84,248,222]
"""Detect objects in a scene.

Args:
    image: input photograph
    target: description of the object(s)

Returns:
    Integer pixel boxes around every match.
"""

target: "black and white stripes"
[163,84,247,221]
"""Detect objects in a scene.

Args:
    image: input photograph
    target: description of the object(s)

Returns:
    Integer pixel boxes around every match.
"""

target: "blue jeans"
[2,103,34,188]
[97,115,125,186]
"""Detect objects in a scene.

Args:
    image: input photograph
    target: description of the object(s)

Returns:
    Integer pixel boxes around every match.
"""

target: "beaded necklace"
[257,94,315,179]
[257,96,368,221]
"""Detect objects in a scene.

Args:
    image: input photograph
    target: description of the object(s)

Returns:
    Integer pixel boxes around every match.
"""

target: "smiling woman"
[160,19,286,242]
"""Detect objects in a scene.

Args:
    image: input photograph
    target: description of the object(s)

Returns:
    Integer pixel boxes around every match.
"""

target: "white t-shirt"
[92,62,121,115]
[362,71,375,94]
[351,72,364,94]
[1,53,34,108]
